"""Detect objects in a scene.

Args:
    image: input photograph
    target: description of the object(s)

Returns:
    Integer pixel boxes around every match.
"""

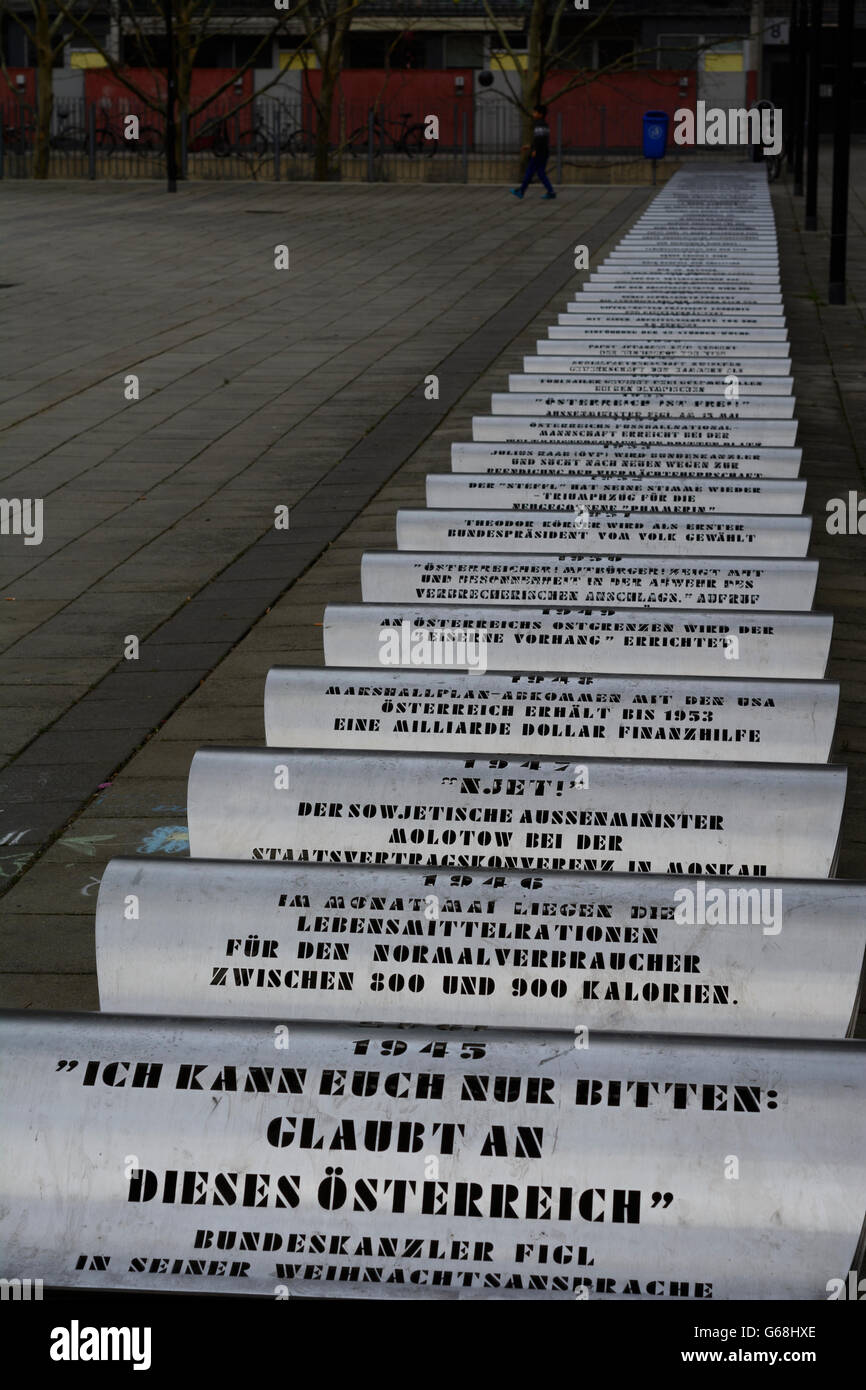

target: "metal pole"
[753,0,765,101]
[367,106,374,183]
[14,87,23,179]
[804,0,823,230]
[787,0,801,173]
[165,0,178,191]
[828,0,854,303]
[793,0,807,194]
[462,109,468,183]
[88,103,96,180]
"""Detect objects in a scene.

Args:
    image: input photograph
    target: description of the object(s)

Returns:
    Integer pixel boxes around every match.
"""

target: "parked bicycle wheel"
[283,127,313,156]
[347,124,382,157]
[403,123,436,158]
[240,128,269,157]
[94,127,117,153]
[52,127,86,153]
[136,126,163,153]
[3,125,30,155]
[201,122,232,157]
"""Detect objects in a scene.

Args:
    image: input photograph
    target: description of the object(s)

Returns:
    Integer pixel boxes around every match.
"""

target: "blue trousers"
[519,154,554,194]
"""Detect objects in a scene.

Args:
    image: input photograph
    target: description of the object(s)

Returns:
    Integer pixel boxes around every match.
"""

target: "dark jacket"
[532,120,550,161]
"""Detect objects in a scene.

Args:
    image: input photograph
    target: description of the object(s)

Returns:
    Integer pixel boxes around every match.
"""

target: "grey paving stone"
[83,779,189,816]
[12,727,149,768]
[0,682,87,710]
[0,974,99,1010]
[0,762,111,804]
[0,915,95,973]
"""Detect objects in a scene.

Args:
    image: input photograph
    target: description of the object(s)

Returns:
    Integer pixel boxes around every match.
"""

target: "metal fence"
[0,93,714,183]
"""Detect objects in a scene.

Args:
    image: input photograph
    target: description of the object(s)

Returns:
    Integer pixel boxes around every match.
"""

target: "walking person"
[511,104,556,200]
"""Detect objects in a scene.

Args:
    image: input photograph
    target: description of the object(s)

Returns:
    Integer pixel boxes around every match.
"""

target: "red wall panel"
[84,68,254,119]
[540,71,694,148]
[297,69,474,145]
[1,68,37,113]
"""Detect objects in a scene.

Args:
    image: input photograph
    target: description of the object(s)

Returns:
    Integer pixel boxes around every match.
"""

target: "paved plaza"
[0,157,865,1015]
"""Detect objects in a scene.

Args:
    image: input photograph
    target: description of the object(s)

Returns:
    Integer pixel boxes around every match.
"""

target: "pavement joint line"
[0,185,651,899]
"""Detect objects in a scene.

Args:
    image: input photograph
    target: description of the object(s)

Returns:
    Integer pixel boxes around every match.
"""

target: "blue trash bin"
[642,111,669,160]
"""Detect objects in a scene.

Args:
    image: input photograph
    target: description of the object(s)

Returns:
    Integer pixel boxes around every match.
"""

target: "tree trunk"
[33,6,54,179]
[312,8,354,182]
[173,6,199,175]
[518,0,546,179]
[314,66,337,180]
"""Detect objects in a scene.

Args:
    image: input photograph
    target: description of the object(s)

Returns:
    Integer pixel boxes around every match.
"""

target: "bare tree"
[480,0,622,151]
[480,0,750,158]
[53,0,314,152]
[10,0,364,185]
[298,0,363,180]
[0,0,95,177]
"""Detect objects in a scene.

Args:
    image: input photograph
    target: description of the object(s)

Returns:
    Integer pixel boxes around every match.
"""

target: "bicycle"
[51,107,86,152]
[238,109,314,158]
[2,107,157,157]
[1,118,34,155]
[134,124,165,154]
[234,119,270,158]
[347,110,436,158]
[276,119,314,156]
[86,109,118,153]
[52,109,119,153]
[191,115,268,158]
